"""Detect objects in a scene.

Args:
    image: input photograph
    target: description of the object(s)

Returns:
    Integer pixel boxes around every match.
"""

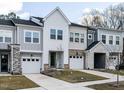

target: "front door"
[1,54,8,72]
[50,52,56,68]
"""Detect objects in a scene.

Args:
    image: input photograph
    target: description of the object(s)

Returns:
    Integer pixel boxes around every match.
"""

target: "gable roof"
[43,7,71,24]
[0,19,15,26]
[12,19,41,27]
[86,41,100,50]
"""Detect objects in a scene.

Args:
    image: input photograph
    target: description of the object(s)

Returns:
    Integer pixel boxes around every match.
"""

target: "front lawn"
[88,81,124,90]
[42,69,107,83]
[0,76,39,90]
[97,69,124,76]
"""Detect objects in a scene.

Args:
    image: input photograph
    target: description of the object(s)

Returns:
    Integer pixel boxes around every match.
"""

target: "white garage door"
[70,56,84,69]
[22,57,41,73]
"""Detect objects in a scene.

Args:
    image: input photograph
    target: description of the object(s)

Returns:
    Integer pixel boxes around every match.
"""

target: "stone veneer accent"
[9,44,21,74]
[64,64,69,69]
[44,64,49,71]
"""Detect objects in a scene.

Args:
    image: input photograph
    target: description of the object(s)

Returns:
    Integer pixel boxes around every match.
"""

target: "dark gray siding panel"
[87,29,98,46]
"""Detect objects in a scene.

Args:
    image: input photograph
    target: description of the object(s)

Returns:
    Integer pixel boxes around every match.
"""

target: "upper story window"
[116,36,120,45]
[57,30,63,40]
[75,33,79,42]
[50,29,63,40]
[50,29,56,39]
[80,34,84,43]
[70,32,74,42]
[109,36,113,45]
[102,35,106,44]
[0,37,3,42]
[88,34,92,39]
[5,37,11,43]
[25,32,31,43]
[33,32,39,43]
[24,31,40,44]
[0,30,12,43]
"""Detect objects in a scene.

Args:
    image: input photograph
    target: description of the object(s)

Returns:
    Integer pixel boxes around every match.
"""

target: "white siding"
[69,26,87,50]
[42,10,69,70]
[97,29,123,52]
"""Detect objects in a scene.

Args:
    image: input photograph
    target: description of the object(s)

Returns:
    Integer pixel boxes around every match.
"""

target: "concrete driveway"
[24,74,93,90]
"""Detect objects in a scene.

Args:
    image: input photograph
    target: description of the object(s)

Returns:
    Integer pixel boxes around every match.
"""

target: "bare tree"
[81,3,124,30]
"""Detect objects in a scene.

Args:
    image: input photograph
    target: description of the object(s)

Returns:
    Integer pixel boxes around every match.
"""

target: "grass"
[0,75,39,90]
[88,81,124,90]
[42,69,107,83]
[97,69,124,76]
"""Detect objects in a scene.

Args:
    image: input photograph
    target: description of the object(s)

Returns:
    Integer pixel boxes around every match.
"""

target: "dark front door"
[50,52,56,68]
[94,53,105,69]
[1,54,8,72]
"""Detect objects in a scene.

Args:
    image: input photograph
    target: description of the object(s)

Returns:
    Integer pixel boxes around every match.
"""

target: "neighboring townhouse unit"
[0,7,124,74]
[86,27,124,70]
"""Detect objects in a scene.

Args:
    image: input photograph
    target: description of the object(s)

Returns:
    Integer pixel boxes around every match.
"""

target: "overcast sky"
[0,1,119,22]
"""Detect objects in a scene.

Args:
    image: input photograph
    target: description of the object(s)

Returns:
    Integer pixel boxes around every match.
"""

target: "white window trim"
[57,29,63,40]
[115,35,120,45]
[50,29,63,40]
[24,30,40,44]
[0,36,12,44]
[101,34,106,44]
[109,35,113,45]
[50,29,56,39]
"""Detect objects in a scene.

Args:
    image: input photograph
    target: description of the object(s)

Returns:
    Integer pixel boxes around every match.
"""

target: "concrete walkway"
[24,74,92,90]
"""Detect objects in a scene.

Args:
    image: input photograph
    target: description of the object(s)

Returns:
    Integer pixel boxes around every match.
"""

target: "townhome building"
[0,7,123,74]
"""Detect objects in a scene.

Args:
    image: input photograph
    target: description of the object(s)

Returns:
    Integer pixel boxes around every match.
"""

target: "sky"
[0,1,120,23]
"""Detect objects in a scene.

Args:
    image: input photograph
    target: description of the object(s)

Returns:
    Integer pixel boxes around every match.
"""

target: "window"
[5,37,11,43]
[102,35,106,44]
[88,34,92,39]
[32,59,35,61]
[116,36,120,45]
[23,58,26,61]
[50,29,56,39]
[27,59,30,61]
[25,32,31,43]
[33,32,39,43]
[70,32,74,42]
[36,59,39,62]
[57,30,63,40]
[80,34,84,43]
[24,31,40,43]
[75,33,79,42]
[0,37,3,42]
[73,56,75,58]
[109,36,113,45]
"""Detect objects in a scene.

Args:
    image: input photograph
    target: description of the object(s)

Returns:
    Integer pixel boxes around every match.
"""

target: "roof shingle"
[0,19,15,26]
[86,41,100,50]
[12,19,41,27]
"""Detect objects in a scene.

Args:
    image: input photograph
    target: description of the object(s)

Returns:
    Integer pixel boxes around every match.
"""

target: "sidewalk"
[24,74,93,90]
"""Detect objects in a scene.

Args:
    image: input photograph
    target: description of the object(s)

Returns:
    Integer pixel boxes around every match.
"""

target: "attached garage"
[21,57,41,73]
[69,56,84,69]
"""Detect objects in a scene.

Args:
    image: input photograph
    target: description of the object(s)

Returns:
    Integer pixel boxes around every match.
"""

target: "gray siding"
[87,29,97,46]
[0,25,15,49]
[17,25,43,51]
